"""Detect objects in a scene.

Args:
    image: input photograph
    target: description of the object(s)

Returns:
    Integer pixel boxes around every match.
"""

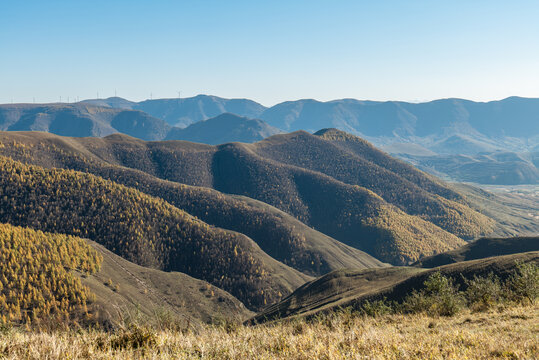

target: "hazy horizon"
[3,93,539,108]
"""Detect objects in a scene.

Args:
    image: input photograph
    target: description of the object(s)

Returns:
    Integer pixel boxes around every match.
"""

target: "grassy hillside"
[0,131,384,275]
[0,155,310,310]
[81,241,252,327]
[414,236,539,268]
[0,130,495,265]
[1,304,536,359]
[253,251,539,322]
[0,223,101,328]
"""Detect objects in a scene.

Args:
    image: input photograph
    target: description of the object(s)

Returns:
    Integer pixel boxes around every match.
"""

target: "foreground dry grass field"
[0,304,537,359]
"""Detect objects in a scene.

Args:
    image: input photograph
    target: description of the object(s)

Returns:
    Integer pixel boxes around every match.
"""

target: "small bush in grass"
[464,272,503,311]
[402,272,464,316]
[506,261,539,304]
[360,298,394,317]
[109,325,157,351]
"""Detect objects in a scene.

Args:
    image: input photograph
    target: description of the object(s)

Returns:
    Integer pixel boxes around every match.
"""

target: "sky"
[1,0,539,106]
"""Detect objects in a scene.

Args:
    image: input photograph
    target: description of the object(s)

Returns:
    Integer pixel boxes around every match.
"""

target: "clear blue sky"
[1,0,539,106]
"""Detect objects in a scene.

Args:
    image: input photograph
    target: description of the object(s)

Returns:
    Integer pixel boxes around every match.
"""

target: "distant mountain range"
[2,94,539,184]
[0,104,277,144]
[82,94,539,154]
[82,95,266,128]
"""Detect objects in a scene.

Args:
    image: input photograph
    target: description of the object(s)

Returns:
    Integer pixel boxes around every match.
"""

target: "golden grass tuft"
[0,304,537,359]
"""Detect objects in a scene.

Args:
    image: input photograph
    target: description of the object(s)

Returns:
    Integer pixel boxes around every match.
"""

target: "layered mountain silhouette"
[4,95,539,157]
[79,94,538,156]
[82,95,266,128]
[259,97,538,151]
[0,103,171,140]
[0,104,279,145]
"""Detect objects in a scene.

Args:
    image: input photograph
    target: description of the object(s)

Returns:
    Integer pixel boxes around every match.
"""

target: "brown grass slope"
[0,155,309,310]
[413,236,539,268]
[253,251,539,323]
[81,240,253,327]
[0,131,464,265]
[0,131,384,275]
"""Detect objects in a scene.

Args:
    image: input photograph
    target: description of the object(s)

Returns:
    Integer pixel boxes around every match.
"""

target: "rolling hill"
[165,113,281,144]
[0,130,496,265]
[81,240,253,327]
[252,251,539,323]
[0,103,282,145]
[413,236,539,268]
[81,95,539,155]
[0,131,385,276]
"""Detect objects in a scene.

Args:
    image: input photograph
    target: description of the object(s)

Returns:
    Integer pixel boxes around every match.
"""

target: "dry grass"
[0,305,537,359]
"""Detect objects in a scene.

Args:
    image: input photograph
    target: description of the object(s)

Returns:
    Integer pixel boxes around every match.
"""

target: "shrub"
[360,298,394,317]
[109,325,157,351]
[402,272,464,316]
[506,261,539,304]
[464,272,503,311]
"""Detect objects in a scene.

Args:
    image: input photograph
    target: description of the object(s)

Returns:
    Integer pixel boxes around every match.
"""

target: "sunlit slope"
[0,222,252,328]
[0,132,466,264]
[0,223,102,327]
